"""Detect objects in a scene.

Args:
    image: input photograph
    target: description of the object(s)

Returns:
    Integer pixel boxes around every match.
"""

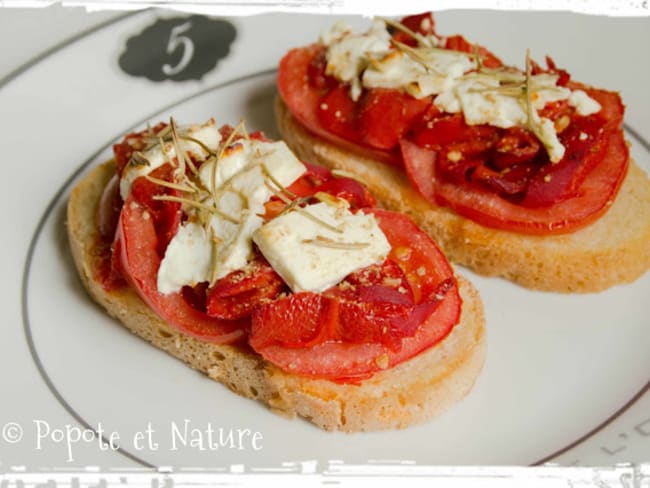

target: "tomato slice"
[358,89,432,150]
[250,293,340,349]
[401,84,628,234]
[317,85,360,142]
[206,257,286,320]
[129,164,183,258]
[249,209,460,380]
[399,12,435,38]
[429,131,629,234]
[113,122,167,175]
[443,35,502,68]
[117,194,246,343]
[401,138,436,201]
[278,45,400,166]
[264,161,377,218]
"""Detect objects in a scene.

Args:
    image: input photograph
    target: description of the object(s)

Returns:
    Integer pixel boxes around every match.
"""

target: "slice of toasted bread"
[276,97,650,293]
[66,159,486,432]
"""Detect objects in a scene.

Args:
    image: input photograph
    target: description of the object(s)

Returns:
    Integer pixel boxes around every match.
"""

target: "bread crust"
[66,159,486,432]
[276,97,650,293]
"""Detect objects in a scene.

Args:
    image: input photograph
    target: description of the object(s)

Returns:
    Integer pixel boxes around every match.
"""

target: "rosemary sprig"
[524,49,549,158]
[469,70,525,84]
[153,194,240,224]
[157,125,172,140]
[144,174,197,193]
[158,135,173,168]
[169,117,186,175]
[296,208,343,234]
[181,135,217,158]
[466,85,526,97]
[367,55,386,72]
[209,226,222,286]
[278,195,312,217]
[303,235,369,250]
[267,184,343,234]
[212,119,247,201]
[261,164,297,200]
[473,44,484,72]
[390,39,444,77]
[166,119,200,177]
[128,151,150,168]
[379,16,433,48]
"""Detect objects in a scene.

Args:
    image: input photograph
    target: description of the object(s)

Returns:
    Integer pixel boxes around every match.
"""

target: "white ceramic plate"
[4,9,649,468]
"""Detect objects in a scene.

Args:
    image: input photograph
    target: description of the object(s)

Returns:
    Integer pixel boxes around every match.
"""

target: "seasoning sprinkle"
[303,235,369,250]
[153,195,240,224]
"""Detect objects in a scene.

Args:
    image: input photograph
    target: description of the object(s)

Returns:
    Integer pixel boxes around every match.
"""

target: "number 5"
[162,21,194,76]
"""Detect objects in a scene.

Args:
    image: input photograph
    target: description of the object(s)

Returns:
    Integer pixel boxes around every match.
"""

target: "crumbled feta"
[156,136,307,293]
[434,73,573,162]
[363,49,475,99]
[323,19,391,101]
[120,119,221,200]
[568,89,602,116]
[157,222,212,294]
[322,19,603,163]
[253,203,391,293]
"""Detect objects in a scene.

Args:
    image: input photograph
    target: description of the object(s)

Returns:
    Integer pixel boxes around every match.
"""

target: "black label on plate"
[118,16,236,82]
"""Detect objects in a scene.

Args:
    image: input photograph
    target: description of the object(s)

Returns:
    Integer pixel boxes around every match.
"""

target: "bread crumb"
[375,354,389,369]
[382,277,401,287]
[394,246,412,261]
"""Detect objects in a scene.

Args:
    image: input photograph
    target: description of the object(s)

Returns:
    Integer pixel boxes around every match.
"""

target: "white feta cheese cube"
[253,203,391,293]
[568,89,602,116]
[157,221,212,294]
[209,210,264,281]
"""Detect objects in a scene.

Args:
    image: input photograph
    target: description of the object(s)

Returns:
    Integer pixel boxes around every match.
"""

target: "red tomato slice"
[522,86,624,207]
[206,257,286,320]
[277,45,399,166]
[358,89,431,150]
[249,209,460,380]
[95,173,127,290]
[431,131,629,234]
[412,113,498,151]
[116,194,246,343]
[317,85,359,142]
[492,127,541,170]
[400,84,629,234]
[443,35,502,68]
[265,162,377,217]
[400,138,436,201]
[112,122,167,175]
[129,164,183,258]
[400,12,436,36]
[250,293,340,349]
[314,176,377,208]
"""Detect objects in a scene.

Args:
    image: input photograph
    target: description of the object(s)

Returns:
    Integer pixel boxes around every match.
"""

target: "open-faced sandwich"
[276,12,650,292]
[67,118,485,432]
